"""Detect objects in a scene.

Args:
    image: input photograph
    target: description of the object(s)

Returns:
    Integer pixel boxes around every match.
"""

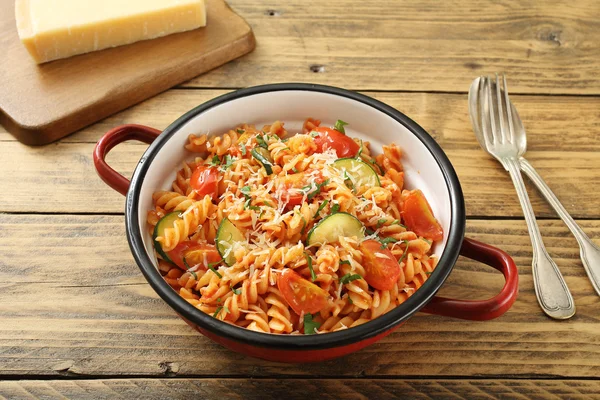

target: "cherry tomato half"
[167,241,222,271]
[190,165,219,201]
[401,190,443,241]
[312,127,360,158]
[277,269,329,315]
[359,239,403,291]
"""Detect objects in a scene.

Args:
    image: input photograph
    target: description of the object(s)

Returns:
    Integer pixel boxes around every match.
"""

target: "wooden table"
[1,1,599,398]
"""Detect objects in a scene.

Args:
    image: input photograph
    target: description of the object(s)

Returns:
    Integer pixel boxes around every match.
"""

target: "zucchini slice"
[251,147,274,175]
[153,212,181,262]
[307,212,364,246]
[333,158,380,189]
[216,218,246,266]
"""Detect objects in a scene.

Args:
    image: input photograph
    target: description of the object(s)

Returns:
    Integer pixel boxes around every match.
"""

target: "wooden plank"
[1,378,600,399]
[0,90,599,217]
[182,0,600,94]
[0,0,255,145]
[1,215,599,378]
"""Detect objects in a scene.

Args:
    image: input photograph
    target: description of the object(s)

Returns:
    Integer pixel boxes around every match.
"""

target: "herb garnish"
[221,155,235,170]
[330,203,340,214]
[398,240,411,264]
[291,167,299,173]
[240,143,247,156]
[334,119,349,134]
[340,273,362,285]
[303,313,320,335]
[300,215,308,236]
[182,257,198,279]
[310,131,319,138]
[376,218,387,229]
[305,252,317,282]
[339,260,351,266]
[314,199,329,218]
[210,155,221,166]
[256,134,269,149]
[231,286,242,295]
[379,237,398,248]
[356,140,364,158]
[213,305,230,318]
[347,296,354,305]
[236,128,245,134]
[343,171,355,191]
[304,179,330,201]
[207,262,223,279]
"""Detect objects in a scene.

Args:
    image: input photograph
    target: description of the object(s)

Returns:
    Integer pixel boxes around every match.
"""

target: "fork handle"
[520,157,600,297]
[503,158,576,319]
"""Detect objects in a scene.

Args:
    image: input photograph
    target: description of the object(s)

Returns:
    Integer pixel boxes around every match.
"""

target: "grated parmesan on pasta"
[147,119,441,335]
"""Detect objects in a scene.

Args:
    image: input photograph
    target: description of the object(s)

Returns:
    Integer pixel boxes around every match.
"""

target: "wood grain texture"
[0,0,255,145]
[0,91,599,217]
[183,0,600,94]
[1,214,599,378]
[1,379,600,400]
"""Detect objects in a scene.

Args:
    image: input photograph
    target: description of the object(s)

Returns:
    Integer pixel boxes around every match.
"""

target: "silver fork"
[469,74,575,319]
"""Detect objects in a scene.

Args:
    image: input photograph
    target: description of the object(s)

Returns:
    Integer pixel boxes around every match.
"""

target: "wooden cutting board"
[0,0,255,145]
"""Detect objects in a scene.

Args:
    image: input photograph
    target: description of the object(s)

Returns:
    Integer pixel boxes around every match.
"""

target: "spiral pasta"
[148,118,443,335]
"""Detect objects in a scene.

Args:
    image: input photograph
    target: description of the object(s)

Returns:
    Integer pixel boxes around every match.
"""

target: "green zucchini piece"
[333,158,380,188]
[153,212,181,262]
[251,147,274,175]
[307,212,364,246]
[216,218,246,266]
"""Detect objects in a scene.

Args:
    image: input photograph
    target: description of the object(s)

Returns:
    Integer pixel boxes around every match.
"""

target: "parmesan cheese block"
[15,0,207,64]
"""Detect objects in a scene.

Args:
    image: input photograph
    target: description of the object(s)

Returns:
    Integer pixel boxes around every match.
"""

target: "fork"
[469,74,576,319]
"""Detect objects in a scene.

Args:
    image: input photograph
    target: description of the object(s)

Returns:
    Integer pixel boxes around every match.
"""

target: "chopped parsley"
[314,199,329,218]
[330,203,340,214]
[339,273,362,285]
[256,134,269,149]
[300,215,308,236]
[209,155,221,166]
[231,286,242,295]
[305,252,317,281]
[334,119,348,134]
[376,219,387,229]
[339,260,351,266]
[213,305,230,318]
[303,313,320,335]
[221,154,235,170]
[263,201,274,208]
[379,237,398,248]
[356,140,364,158]
[343,171,355,191]
[207,262,223,279]
[398,240,411,264]
[304,179,330,201]
[347,296,354,305]
[240,143,247,156]
[310,131,319,138]
[182,257,198,279]
[236,128,245,134]
[291,167,299,173]
[240,186,251,197]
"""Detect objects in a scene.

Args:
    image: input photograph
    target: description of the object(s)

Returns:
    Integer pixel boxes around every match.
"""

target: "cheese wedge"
[15,0,207,64]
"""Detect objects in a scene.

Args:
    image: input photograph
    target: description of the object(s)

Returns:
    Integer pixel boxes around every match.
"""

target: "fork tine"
[486,76,499,146]
[479,76,493,149]
[503,74,516,145]
[495,73,508,144]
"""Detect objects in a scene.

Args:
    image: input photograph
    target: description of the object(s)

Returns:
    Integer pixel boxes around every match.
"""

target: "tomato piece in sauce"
[167,241,222,271]
[312,127,360,158]
[277,269,329,315]
[359,239,403,291]
[401,189,443,241]
[190,165,219,201]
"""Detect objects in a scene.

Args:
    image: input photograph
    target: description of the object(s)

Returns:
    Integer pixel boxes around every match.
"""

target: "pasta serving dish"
[94,83,518,362]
